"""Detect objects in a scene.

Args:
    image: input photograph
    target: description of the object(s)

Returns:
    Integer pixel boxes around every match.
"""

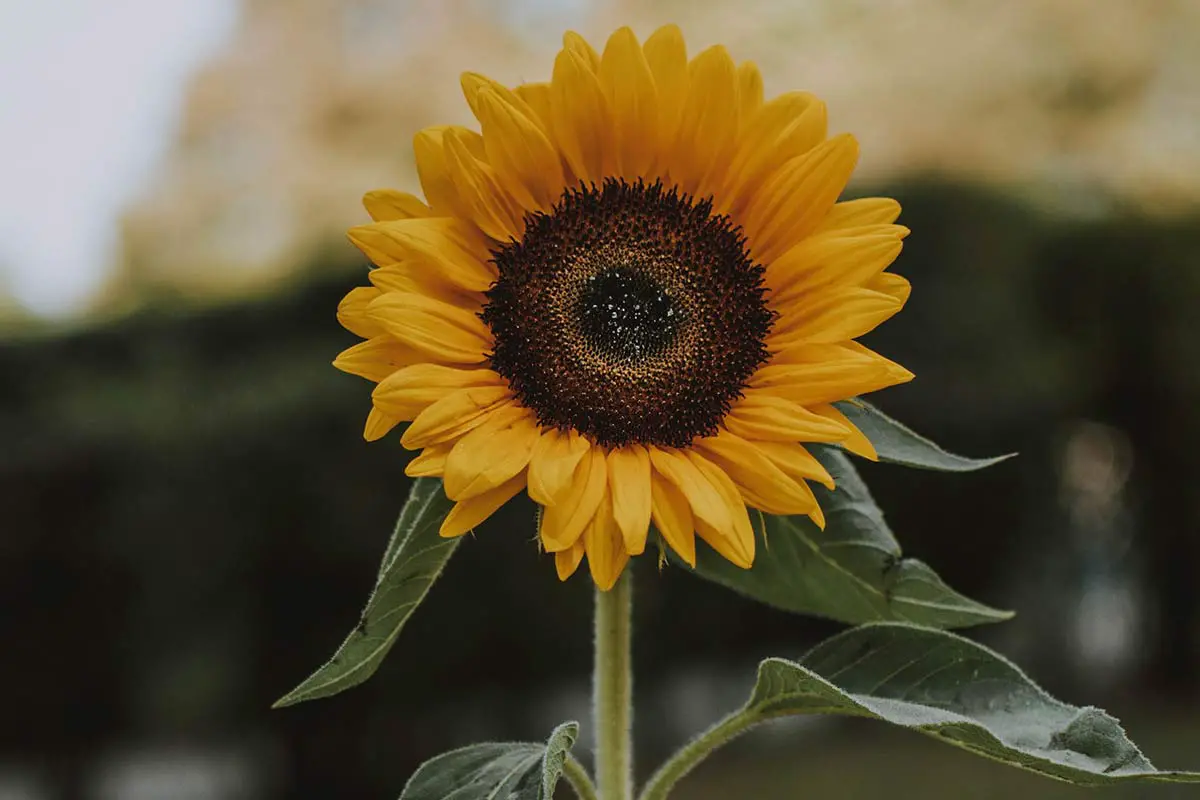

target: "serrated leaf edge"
[272,478,458,707]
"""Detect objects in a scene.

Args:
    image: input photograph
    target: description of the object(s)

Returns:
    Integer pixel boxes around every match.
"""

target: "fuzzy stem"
[593,572,633,800]
[637,710,760,800]
[563,754,600,800]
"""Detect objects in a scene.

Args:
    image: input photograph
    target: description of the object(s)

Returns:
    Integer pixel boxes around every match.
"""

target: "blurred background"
[2,0,1200,797]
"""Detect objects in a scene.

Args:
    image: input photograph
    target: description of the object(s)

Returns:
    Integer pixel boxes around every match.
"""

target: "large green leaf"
[741,624,1200,785]
[401,722,581,800]
[675,447,1011,628]
[835,398,1014,471]
[273,477,457,707]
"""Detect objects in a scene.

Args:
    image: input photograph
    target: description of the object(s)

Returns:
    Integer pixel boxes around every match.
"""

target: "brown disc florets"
[482,179,774,448]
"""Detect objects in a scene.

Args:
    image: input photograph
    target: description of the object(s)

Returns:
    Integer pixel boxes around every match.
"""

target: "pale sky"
[0,0,597,321]
[0,0,237,318]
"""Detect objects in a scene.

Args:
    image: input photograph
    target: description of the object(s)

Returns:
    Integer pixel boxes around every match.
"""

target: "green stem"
[594,572,633,800]
[563,754,601,800]
[637,710,760,800]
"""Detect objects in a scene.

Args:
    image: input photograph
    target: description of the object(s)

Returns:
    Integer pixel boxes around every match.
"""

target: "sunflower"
[334,25,913,590]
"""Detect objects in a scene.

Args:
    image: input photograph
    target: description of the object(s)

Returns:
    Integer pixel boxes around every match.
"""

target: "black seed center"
[578,268,680,362]
[482,178,774,449]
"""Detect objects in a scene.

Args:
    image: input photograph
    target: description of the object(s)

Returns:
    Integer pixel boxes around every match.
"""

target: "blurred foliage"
[679,715,1200,800]
[2,181,1199,797]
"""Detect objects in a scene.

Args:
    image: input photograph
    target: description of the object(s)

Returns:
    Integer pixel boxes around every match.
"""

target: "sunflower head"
[334,25,914,590]
[483,177,775,450]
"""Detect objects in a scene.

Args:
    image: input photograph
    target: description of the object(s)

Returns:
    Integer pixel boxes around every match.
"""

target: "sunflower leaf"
[273,477,457,707]
[739,623,1200,785]
[674,447,1011,628]
[835,398,1015,471]
[400,722,581,800]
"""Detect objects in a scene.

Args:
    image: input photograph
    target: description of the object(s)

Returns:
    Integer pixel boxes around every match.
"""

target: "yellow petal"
[808,503,827,530]
[363,406,401,442]
[811,403,879,461]
[405,442,453,477]
[649,467,695,566]
[598,26,657,178]
[366,293,490,364]
[443,415,540,501]
[584,493,629,591]
[349,218,496,293]
[694,430,818,516]
[648,448,730,532]
[750,343,908,406]
[868,272,912,304]
[540,446,608,553]
[753,340,888,379]
[607,444,652,555]
[372,364,503,420]
[513,82,555,132]
[368,261,483,309]
[362,189,432,222]
[460,72,543,133]
[753,440,836,489]
[724,394,851,442]
[443,127,525,242]
[476,87,565,212]
[563,30,600,71]
[333,337,423,383]
[687,452,755,568]
[555,538,586,581]
[343,218,416,269]
[400,385,515,449]
[743,133,859,263]
[413,126,469,218]
[676,45,739,196]
[737,61,764,122]
[440,472,526,538]
[550,47,613,184]
[337,286,385,339]
[527,429,592,505]
[814,197,902,233]
[720,92,826,209]
[767,234,904,306]
[812,222,910,241]
[642,24,689,160]
[767,288,903,347]
[843,341,917,384]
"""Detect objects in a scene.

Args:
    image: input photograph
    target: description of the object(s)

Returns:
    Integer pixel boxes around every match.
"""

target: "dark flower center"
[482,179,774,449]
[578,268,680,362]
